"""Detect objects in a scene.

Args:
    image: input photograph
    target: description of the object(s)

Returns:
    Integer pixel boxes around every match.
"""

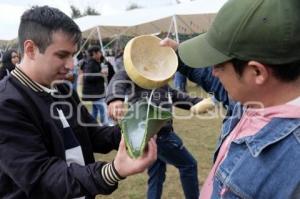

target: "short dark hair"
[231,59,248,77]
[267,63,300,82]
[87,46,101,56]
[18,6,82,54]
[231,59,300,82]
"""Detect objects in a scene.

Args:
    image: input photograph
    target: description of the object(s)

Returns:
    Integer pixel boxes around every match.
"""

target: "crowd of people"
[1,0,300,198]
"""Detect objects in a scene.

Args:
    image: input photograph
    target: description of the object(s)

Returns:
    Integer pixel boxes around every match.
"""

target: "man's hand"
[108,100,127,121]
[190,97,215,114]
[113,136,157,177]
[159,38,179,50]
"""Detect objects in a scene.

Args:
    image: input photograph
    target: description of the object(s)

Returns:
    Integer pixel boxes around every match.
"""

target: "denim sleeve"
[177,56,230,108]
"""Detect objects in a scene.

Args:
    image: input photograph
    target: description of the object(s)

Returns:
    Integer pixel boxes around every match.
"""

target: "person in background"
[173,71,187,92]
[78,50,88,71]
[82,46,114,125]
[77,50,88,85]
[114,48,124,72]
[66,54,80,91]
[105,49,116,72]
[0,49,20,80]
[0,49,3,62]
[0,6,156,199]
[161,0,300,198]
[106,70,201,199]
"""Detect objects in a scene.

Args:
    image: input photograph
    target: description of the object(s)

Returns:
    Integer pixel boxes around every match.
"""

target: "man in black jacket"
[0,6,156,199]
[82,46,114,125]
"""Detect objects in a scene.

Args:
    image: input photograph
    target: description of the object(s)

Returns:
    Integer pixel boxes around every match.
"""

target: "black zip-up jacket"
[106,70,202,134]
[82,59,115,101]
[0,74,121,199]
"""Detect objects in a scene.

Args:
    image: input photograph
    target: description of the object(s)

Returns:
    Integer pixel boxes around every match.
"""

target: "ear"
[23,40,38,60]
[248,61,269,85]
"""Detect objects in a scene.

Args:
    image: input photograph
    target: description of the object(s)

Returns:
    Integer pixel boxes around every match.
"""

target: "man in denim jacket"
[161,0,300,198]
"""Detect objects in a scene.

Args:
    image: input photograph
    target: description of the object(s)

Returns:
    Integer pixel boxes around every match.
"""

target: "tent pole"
[96,26,106,56]
[167,17,174,38]
[103,27,131,49]
[172,15,179,43]
[75,28,96,57]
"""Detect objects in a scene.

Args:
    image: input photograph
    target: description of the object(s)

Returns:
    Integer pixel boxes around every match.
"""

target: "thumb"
[190,105,196,114]
[159,38,168,46]
[118,136,126,153]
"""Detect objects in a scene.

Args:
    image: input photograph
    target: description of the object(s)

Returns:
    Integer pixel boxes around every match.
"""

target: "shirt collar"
[11,67,57,93]
[35,81,58,94]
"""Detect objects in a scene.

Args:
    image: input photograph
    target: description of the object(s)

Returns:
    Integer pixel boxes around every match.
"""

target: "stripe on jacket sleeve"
[100,162,124,186]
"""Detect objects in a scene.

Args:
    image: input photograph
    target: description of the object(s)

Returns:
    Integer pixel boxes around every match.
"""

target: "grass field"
[90,82,224,199]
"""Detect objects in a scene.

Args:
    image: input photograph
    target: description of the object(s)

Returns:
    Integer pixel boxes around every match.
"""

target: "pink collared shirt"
[200,97,300,199]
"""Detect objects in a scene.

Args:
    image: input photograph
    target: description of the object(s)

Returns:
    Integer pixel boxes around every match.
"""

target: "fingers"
[149,138,157,159]
[114,137,157,177]
[159,38,179,50]
[131,138,157,174]
[159,38,169,46]
[118,136,126,153]
[190,106,197,114]
[109,107,117,121]
[190,97,215,114]
[160,38,173,46]
[108,101,125,121]
[108,104,115,119]
[115,108,125,120]
[142,138,157,162]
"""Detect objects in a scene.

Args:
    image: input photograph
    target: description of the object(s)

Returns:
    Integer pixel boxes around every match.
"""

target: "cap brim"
[178,33,232,68]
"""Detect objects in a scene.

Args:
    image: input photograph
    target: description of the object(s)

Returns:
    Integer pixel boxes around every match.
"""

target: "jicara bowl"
[123,35,178,89]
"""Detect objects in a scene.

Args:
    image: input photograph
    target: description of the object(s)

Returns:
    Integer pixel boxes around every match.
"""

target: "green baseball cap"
[178,0,300,68]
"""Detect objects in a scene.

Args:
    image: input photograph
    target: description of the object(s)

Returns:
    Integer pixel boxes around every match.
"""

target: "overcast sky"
[0,0,191,40]
[0,0,190,18]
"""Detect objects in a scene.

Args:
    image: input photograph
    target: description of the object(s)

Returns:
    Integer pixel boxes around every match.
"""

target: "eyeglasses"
[11,55,19,59]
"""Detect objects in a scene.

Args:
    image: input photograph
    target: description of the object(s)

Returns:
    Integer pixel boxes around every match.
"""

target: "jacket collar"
[233,117,300,157]
[11,67,44,92]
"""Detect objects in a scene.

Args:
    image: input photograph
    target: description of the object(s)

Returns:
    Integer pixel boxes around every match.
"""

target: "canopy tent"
[75,0,227,40]
[0,0,227,50]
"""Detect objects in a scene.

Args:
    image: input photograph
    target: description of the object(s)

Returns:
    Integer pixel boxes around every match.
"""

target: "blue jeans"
[92,98,108,125]
[147,132,199,199]
[174,71,187,92]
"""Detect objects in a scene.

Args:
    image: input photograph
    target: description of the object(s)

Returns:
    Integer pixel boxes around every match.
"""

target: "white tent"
[75,0,227,41]
[0,0,227,45]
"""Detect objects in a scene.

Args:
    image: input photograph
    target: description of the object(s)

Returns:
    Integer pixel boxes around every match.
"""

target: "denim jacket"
[178,63,300,199]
